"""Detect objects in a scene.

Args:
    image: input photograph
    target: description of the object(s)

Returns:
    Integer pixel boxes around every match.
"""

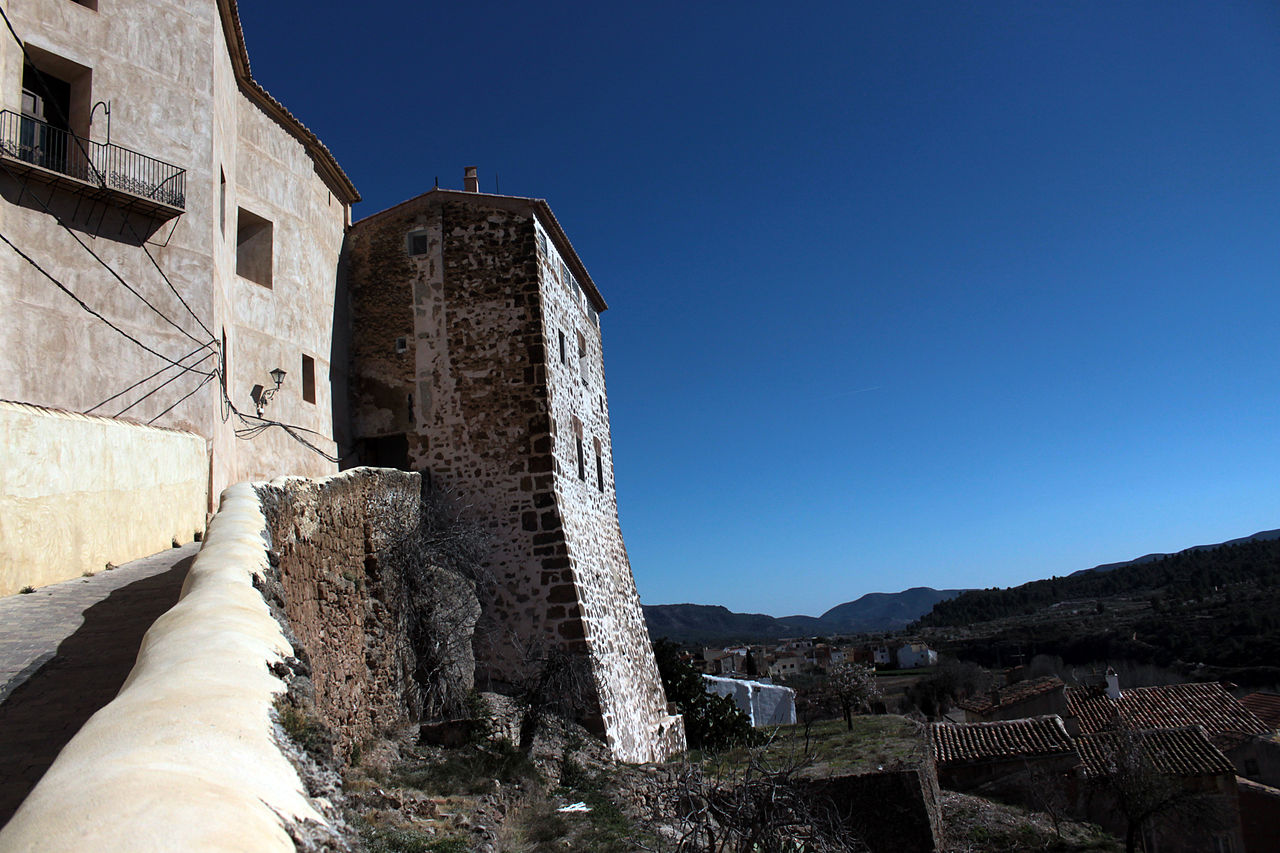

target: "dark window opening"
[395,337,408,354]
[219,169,226,236]
[576,436,585,480]
[236,208,273,287]
[301,354,315,403]
[537,230,547,256]
[220,328,228,392]
[558,330,566,365]
[594,437,603,490]
[361,434,409,469]
[407,229,429,256]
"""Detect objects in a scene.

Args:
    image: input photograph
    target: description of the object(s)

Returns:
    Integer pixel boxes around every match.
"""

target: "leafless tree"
[1085,725,1232,853]
[658,738,869,853]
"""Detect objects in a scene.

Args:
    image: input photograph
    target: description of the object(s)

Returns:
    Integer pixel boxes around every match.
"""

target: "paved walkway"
[0,544,198,825]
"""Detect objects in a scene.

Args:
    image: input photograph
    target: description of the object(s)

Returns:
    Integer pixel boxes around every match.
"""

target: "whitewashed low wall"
[0,483,329,852]
[703,674,797,727]
[0,401,208,595]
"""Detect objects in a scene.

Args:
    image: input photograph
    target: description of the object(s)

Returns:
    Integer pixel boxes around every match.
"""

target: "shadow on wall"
[0,556,191,824]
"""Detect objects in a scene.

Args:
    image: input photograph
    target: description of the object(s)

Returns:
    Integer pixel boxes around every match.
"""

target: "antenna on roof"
[434,176,439,189]
[495,173,500,195]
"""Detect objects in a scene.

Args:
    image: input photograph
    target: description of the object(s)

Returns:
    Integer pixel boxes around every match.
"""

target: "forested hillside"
[918,536,1280,627]
[916,536,1280,686]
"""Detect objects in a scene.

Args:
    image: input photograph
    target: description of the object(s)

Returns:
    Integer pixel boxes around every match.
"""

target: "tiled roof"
[930,715,1075,765]
[1075,727,1235,778]
[957,676,1065,715]
[1241,692,1280,731]
[1066,682,1269,750]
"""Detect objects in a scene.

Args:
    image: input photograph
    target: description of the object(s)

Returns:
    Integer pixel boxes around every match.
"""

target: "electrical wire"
[0,5,216,347]
[0,6,339,465]
[0,229,213,377]
[148,370,215,424]
[117,348,216,417]
[86,343,211,412]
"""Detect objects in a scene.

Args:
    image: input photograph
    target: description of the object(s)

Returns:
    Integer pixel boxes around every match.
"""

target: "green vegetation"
[652,638,760,750]
[358,823,469,853]
[273,696,329,760]
[707,716,924,780]
[916,537,1280,684]
[389,740,540,796]
[18,585,35,594]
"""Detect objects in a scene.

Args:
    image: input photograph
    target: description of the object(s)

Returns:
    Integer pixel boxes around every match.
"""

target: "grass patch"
[391,740,539,795]
[274,696,328,759]
[357,819,468,853]
[19,585,35,594]
[705,715,925,779]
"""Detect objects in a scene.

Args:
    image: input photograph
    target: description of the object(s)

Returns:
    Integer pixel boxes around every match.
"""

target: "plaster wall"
[0,0,351,584]
[0,482,333,851]
[345,192,683,762]
[0,400,206,594]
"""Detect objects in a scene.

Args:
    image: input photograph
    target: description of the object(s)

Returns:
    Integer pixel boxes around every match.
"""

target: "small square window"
[236,208,273,287]
[407,229,429,256]
[301,354,316,404]
[395,337,408,354]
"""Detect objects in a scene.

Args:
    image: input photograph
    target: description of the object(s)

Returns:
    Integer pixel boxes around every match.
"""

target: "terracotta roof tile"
[1075,727,1235,778]
[1241,692,1280,731]
[957,676,1065,715]
[1066,682,1269,750]
[930,715,1075,765]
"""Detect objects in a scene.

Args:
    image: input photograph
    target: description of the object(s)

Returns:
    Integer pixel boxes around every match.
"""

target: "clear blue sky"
[242,1,1280,617]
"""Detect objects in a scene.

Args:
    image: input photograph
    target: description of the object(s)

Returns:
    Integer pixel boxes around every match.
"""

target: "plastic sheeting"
[702,674,797,726]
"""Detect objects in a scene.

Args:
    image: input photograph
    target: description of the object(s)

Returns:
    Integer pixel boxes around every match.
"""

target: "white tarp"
[702,674,797,727]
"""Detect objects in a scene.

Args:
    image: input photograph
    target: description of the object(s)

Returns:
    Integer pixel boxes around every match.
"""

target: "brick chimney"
[463,166,478,192]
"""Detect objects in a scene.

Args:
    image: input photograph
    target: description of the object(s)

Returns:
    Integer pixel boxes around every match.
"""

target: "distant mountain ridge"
[1069,528,1280,576]
[643,587,966,645]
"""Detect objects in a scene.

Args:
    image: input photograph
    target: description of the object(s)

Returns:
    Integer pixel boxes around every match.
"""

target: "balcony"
[0,110,185,219]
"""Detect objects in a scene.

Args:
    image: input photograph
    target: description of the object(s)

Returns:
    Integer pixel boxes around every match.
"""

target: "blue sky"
[242,1,1280,617]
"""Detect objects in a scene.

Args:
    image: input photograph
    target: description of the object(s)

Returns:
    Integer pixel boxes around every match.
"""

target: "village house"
[957,675,1068,724]
[895,641,938,669]
[930,715,1078,806]
[0,0,358,593]
[1075,726,1245,853]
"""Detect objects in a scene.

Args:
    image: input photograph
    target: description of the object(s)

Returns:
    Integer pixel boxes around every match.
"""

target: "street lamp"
[253,368,286,417]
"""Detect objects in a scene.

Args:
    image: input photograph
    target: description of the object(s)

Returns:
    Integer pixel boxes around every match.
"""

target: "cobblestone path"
[0,544,197,825]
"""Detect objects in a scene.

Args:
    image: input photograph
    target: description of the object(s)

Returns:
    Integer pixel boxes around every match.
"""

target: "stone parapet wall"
[256,467,480,762]
[0,482,335,851]
[0,401,207,595]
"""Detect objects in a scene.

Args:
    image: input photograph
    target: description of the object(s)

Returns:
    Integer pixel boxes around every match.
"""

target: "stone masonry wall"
[534,217,684,762]
[255,467,479,761]
[345,191,683,762]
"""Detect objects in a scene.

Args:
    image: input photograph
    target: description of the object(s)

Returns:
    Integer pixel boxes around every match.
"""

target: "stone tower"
[342,177,683,762]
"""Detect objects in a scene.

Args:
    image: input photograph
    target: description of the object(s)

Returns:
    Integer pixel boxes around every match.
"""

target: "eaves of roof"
[217,0,360,205]
[930,715,1076,765]
[353,188,608,312]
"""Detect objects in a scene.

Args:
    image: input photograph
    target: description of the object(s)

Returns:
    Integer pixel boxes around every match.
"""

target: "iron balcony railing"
[0,109,185,211]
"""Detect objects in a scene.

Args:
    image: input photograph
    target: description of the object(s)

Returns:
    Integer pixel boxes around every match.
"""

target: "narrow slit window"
[594,437,603,490]
[558,330,566,365]
[301,354,315,404]
[573,417,585,481]
[219,169,226,236]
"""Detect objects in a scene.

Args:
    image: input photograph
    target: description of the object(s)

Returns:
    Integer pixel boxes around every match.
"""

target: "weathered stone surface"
[345,190,684,762]
[256,468,480,761]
